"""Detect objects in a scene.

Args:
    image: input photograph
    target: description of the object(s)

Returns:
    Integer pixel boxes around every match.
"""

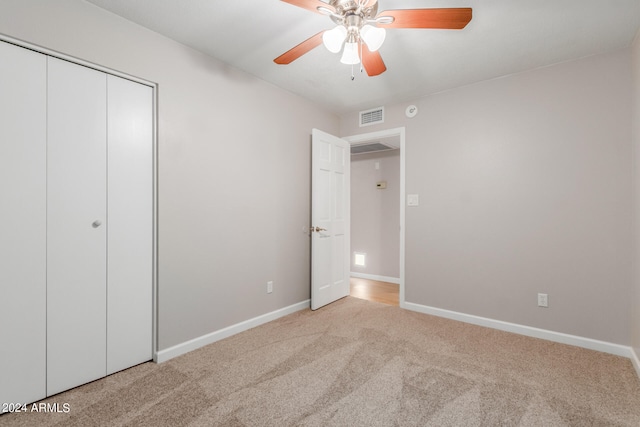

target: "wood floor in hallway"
[349,277,399,306]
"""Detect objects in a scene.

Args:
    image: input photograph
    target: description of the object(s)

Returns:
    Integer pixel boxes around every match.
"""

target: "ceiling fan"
[274,0,472,77]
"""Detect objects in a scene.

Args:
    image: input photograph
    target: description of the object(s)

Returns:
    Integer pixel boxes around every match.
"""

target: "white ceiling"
[86,0,640,114]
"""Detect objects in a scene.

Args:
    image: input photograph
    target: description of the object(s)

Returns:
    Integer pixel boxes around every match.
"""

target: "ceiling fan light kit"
[341,39,361,64]
[323,25,347,53]
[275,0,472,78]
[360,24,386,51]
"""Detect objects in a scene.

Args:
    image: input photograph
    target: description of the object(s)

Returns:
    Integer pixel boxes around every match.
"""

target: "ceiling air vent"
[359,106,384,127]
[351,142,394,155]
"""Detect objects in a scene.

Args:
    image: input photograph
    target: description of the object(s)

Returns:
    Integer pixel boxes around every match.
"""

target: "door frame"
[0,33,160,362]
[343,127,406,307]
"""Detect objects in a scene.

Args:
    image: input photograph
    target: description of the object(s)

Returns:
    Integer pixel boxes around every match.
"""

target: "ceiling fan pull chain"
[351,63,355,81]
[359,39,364,74]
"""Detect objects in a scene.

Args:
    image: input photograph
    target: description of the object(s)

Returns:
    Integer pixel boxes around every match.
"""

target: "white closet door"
[107,75,153,374]
[0,41,47,405]
[47,57,107,396]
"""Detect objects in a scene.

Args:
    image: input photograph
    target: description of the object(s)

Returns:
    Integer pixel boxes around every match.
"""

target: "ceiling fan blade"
[274,31,325,64]
[361,45,386,77]
[377,8,472,29]
[281,0,332,14]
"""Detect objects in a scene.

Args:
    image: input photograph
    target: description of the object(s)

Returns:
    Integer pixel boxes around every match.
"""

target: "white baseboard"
[350,272,400,285]
[154,300,310,363]
[631,347,640,379]
[404,302,634,359]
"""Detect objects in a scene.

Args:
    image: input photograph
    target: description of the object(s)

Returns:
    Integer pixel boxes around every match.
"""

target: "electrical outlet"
[537,293,548,308]
[267,281,273,294]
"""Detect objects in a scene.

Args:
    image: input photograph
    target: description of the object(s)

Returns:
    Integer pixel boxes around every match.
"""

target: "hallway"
[349,277,399,306]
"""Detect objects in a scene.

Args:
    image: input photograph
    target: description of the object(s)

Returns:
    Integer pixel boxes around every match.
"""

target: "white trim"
[350,272,400,285]
[343,127,406,307]
[155,300,310,363]
[404,302,634,358]
[399,129,406,307]
[631,347,640,379]
[152,83,159,364]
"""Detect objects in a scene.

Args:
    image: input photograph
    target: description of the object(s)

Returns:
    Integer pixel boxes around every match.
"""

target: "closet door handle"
[92,220,102,228]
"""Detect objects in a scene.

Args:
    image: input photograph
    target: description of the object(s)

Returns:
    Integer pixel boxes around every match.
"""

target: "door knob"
[92,220,102,228]
[310,226,327,233]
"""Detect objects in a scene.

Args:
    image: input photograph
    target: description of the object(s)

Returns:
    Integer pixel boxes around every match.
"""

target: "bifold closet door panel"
[47,57,107,396]
[0,41,47,405]
[106,75,153,374]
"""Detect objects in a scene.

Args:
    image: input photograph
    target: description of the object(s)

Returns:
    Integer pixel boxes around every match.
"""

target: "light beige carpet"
[2,297,640,426]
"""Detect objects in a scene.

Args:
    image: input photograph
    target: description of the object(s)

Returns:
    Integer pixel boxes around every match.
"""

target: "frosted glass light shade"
[360,25,386,51]
[340,42,360,64]
[322,25,347,53]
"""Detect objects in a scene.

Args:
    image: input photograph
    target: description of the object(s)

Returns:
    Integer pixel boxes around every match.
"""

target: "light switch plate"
[407,194,419,206]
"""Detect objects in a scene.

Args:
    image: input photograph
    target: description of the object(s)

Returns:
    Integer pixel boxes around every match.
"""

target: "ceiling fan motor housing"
[329,0,378,24]
[345,14,363,32]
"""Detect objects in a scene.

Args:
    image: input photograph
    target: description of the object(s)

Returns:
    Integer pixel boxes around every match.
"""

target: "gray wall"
[632,34,640,357]
[350,150,400,279]
[341,50,633,345]
[0,0,339,350]
[3,0,637,353]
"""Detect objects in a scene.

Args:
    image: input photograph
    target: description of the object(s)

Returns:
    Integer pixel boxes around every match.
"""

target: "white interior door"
[47,57,107,396]
[311,129,350,310]
[106,75,153,374]
[0,41,47,405]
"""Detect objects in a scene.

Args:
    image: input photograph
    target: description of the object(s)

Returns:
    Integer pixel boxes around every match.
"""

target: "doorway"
[344,128,405,307]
